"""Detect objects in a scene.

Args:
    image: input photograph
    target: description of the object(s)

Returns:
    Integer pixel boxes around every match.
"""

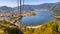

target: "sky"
[0,0,60,7]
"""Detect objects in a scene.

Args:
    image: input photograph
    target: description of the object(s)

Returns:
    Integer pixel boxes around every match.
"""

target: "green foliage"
[1,20,60,34]
[0,20,23,34]
[4,27,23,34]
[33,20,60,34]
[23,28,35,34]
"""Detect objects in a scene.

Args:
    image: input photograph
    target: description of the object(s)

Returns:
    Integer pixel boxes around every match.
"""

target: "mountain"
[0,6,14,12]
[14,3,56,11]
[36,3,55,9]
[0,2,58,12]
[14,5,35,12]
[51,2,60,14]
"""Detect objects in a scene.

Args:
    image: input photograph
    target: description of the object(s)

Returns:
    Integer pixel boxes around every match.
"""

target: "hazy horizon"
[0,0,60,7]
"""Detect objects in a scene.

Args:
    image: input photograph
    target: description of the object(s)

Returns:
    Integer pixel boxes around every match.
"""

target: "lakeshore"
[0,11,36,23]
[52,14,60,18]
[26,25,42,28]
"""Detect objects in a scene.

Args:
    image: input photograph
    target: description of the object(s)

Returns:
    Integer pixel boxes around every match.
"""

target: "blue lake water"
[20,11,54,26]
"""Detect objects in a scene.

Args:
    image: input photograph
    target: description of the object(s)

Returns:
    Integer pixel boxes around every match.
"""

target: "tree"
[4,27,23,34]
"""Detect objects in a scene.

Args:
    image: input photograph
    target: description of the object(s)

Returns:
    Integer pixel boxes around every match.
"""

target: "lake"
[19,11,54,26]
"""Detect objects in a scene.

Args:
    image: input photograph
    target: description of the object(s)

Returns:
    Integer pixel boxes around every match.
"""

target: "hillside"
[14,5,35,11]
[0,20,23,34]
[0,6,14,12]
[51,2,60,14]
[34,3,55,9]
[15,3,55,11]
[22,20,60,34]
[0,3,56,12]
[33,20,59,34]
[1,20,60,34]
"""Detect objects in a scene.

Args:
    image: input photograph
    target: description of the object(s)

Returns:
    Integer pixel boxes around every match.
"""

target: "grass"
[0,20,18,34]
[0,29,4,34]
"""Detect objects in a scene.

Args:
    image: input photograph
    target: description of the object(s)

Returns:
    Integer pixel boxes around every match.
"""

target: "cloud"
[0,3,17,7]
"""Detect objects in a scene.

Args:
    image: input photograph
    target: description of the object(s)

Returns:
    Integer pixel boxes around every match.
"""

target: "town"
[0,11,36,23]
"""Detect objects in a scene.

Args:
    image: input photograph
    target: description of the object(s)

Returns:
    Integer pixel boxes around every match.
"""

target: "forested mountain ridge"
[51,2,60,14]
[0,2,56,12]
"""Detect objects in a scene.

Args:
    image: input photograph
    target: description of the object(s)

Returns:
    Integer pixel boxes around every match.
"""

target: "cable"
[23,0,24,12]
[17,0,19,12]
[20,0,21,16]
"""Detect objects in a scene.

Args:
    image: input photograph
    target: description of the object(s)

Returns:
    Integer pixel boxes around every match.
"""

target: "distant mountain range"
[0,2,59,12]
[0,6,14,11]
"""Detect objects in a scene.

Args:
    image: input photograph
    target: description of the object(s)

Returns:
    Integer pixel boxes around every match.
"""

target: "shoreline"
[26,25,42,28]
